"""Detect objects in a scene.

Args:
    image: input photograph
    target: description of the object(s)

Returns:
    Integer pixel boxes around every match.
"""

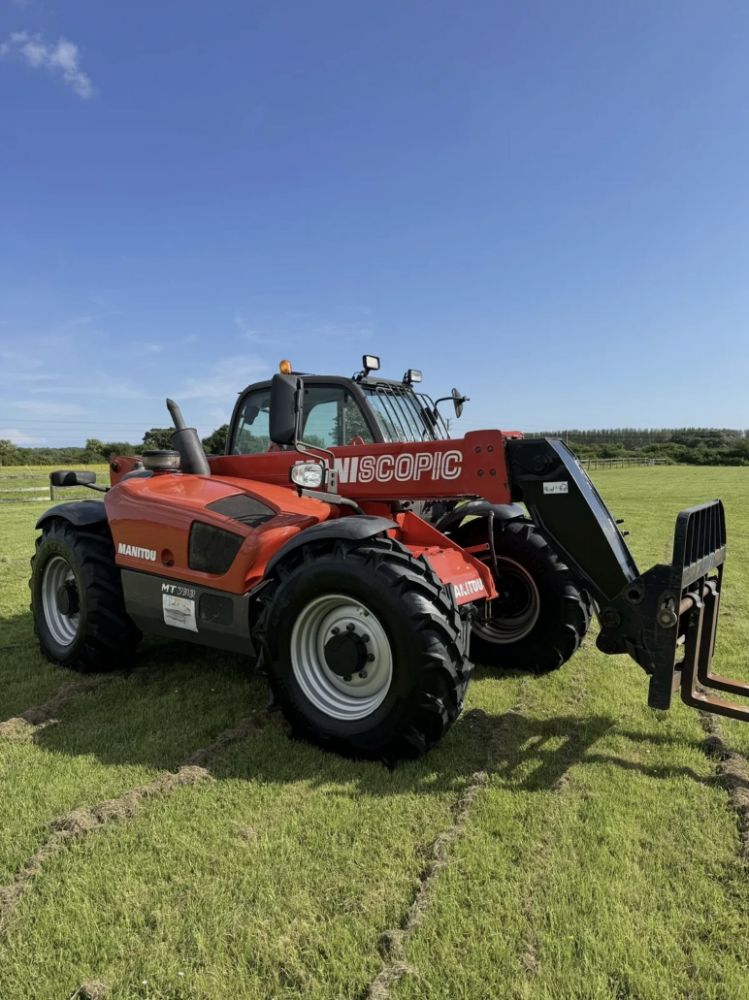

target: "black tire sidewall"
[458,518,586,669]
[31,529,90,665]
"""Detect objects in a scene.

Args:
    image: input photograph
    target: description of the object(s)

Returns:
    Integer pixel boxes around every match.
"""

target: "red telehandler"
[30,356,744,759]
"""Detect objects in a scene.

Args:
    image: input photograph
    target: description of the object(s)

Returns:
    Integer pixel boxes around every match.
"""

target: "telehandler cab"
[31,356,742,760]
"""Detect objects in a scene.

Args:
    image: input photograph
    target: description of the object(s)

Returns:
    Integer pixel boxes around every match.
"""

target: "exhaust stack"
[166,398,210,476]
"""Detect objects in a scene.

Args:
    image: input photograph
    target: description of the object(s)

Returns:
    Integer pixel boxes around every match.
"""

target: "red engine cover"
[104,472,496,604]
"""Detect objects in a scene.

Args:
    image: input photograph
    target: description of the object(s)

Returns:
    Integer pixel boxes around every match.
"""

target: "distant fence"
[0,474,92,504]
[0,474,53,503]
[578,457,669,471]
[0,457,670,504]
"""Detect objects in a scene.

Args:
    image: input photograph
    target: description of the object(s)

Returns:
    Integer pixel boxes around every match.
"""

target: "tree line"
[2,425,749,467]
[0,425,229,467]
[534,428,749,466]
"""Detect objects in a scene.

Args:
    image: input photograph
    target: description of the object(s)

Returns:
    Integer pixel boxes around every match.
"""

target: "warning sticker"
[543,481,569,495]
[163,593,198,632]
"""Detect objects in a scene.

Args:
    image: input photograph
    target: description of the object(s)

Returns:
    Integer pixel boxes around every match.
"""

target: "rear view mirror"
[452,387,468,419]
[49,471,97,487]
[270,373,302,446]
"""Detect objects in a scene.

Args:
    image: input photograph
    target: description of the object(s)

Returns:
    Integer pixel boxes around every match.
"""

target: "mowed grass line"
[0,689,506,999]
[0,466,748,998]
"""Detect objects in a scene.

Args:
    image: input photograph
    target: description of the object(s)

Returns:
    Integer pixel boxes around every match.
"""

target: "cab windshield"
[229,381,448,454]
[362,384,448,443]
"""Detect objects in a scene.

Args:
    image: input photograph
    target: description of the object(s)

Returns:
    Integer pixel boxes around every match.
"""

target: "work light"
[290,461,325,489]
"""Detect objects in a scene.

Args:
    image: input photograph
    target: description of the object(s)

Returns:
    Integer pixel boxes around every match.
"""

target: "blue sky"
[1,1,748,447]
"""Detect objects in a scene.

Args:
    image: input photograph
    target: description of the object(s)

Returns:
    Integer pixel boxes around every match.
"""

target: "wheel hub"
[475,556,541,644]
[56,581,79,617]
[40,555,81,647]
[290,594,393,721]
[324,631,369,680]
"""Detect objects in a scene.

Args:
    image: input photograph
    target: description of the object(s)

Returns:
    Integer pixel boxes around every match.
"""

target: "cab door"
[227,380,381,455]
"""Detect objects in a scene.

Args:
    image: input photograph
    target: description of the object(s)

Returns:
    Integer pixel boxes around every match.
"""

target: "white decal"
[543,482,569,495]
[358,455,376,483]
[442,451,462,479]
[161,582,196,600]
[117,542,157,562]
[453,578,485,599]
[163,593,198,632]
[334,449,463,485]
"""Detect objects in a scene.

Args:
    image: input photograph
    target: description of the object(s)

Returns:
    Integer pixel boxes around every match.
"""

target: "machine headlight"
[290,461,325,489]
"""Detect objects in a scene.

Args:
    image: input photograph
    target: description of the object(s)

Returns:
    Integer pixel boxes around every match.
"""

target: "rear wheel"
[256,535,470,760]
[453,517,590,673]
[30,519,140,671]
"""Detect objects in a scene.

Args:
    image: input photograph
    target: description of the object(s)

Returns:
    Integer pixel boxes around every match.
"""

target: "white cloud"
[10,399,87,417]
[0,362,57,385]
[177,356,271,403]
[1,31,93,98]
[0,427,46,446]
[0,348,46,370]
[234,312,272,345]
[30,379,147,399]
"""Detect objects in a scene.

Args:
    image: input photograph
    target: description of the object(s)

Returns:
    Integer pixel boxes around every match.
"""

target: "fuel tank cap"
[142,450,181,472]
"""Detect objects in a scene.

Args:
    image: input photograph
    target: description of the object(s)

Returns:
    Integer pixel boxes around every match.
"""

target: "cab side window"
[302,386,375,446]
[231,384,375,453]
[232,389,271,454]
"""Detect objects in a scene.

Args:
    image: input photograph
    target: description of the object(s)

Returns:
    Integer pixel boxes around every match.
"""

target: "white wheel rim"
[41,555,81,647]
[290,594,393,721]
[474,556,541,644]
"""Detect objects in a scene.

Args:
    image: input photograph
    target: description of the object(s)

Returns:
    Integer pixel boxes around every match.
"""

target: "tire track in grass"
[71,981,108,1000]
[700,712,749,862]
[511,662,589,979]
[0,676,113,741]
[0,709,273,933]
[515,770,575,973]
[362,686,529,1000]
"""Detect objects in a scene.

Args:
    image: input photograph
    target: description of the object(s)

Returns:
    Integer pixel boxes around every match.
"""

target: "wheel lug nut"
[331,626,340,635]
[359,670,368,679]
[367,653,375,662]
[346,623,355,632]
[343,674,352,682]
[361,634,370,643]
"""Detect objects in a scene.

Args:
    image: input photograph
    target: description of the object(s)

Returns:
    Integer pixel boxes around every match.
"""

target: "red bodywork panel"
[105,431,523,605]
[105,469,497,605]
[392,510,495,603]
[106,473,335,595]
[208,430,518,505]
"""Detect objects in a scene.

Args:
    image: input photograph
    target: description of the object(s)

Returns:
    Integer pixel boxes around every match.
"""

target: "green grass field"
[1,465,748,1000]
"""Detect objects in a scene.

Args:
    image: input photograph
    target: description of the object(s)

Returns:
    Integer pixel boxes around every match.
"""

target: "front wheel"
[453,517,591,673]
[256,535,470,760]
[30,519,140,671]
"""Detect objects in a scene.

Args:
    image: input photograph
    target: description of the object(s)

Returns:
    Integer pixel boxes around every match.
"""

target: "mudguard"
[36,501,108,531]
[265,515,397,574]
[436,500,526,533]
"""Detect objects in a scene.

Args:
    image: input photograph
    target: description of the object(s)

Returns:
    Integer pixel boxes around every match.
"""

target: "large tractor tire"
[30,519,140,671]
[256,535,470,761]
[453,516,590,674]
